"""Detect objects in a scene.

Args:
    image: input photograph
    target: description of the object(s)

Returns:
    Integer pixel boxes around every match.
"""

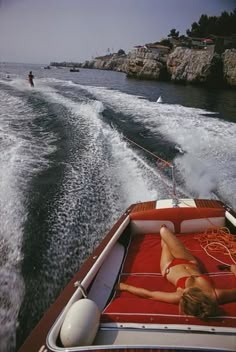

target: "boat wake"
[0,89,56,351]
[70,83,236,208]
[0,73,235,350]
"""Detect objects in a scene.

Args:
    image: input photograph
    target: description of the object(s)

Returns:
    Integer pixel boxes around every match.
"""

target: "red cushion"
[103,274,236,327]
[123,233,233,274]
[122,234,161,274]
[102,233,236,328]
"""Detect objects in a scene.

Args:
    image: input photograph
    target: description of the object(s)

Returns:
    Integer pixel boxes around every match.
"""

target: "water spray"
[123,135,179,207]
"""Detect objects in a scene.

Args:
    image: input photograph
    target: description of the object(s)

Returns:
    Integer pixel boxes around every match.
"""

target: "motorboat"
[70,67,80,72]
[18,195,236,352]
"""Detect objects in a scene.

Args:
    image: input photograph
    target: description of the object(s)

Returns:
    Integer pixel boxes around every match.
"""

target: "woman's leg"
[160,225,197,262]
[160,240,174,276]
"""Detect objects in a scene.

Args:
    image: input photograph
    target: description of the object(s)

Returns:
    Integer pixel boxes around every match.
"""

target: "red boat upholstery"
[102,233,236,328]
[130,207,225,233]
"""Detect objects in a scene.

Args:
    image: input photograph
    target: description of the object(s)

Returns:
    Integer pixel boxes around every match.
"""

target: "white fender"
[60,299,100,347]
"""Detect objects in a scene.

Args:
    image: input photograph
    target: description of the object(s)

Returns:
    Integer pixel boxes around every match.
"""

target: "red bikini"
[164,258,213,289]
[176,274,213,289]
[164,258,195,278]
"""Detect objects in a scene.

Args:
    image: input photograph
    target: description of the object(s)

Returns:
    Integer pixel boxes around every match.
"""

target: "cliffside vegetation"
[168,8,236,42]
[186,8,236,37]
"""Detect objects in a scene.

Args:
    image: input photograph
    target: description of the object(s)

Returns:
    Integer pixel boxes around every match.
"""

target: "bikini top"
[176,274,213,289]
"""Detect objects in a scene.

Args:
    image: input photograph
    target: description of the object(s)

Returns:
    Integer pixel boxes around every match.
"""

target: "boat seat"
[102,233,236,330]
[130,207,225,234]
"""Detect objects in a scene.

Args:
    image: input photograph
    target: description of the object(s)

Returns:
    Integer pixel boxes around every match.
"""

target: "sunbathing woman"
[119,225,236,320]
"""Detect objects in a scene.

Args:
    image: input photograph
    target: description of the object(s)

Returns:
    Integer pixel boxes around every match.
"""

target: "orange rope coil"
[195,227,236,265]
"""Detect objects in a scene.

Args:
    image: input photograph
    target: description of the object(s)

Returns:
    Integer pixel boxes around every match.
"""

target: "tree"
[198,14,209,35]
[117,49,126,56]
[186,8,236,37]
[187,22,200,37]
[168,28,179,38]
[159,39,173,49]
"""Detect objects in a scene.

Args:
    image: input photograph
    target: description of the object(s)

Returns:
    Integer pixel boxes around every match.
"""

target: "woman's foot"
[160,224,167,229]
[160,224,172,237]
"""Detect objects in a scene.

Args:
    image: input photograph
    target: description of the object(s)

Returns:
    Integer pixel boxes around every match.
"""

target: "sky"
[0,0,236,64]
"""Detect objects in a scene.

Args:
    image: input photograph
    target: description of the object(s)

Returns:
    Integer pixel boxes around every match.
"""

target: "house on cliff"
[211,35,236,53]
[188,35,236,54]
[146,43,170,55]
[133,44,170,55]
[189,37,214,49]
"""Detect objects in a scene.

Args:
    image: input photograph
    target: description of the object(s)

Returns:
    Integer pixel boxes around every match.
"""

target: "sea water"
[0,62,236,351]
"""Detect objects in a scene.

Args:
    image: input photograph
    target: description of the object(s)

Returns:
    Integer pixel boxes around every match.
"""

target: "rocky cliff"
[81,54,127,72]
[222,49,236,86]
[82,47,236,87]
[166,47,223,85]
[125,48,169,80]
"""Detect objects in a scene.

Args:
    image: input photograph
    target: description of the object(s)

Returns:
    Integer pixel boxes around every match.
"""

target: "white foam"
[72,84,236,208]
[24,87,162,282]
[4,76,234,206]
[37,86,162,206]
[0,89,57,349]
[16,78,234,207]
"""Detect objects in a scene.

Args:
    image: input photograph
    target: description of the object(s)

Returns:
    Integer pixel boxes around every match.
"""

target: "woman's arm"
[216,265,236,304]
[216,288,236,304]
[118,282,180,304]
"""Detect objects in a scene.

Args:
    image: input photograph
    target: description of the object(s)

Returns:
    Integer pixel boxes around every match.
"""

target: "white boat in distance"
[157,96,163,103]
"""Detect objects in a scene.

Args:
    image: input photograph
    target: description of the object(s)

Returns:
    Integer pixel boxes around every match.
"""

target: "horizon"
[0,0,235,64]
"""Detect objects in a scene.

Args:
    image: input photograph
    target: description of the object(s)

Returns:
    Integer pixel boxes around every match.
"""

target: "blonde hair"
[179,287,219,320]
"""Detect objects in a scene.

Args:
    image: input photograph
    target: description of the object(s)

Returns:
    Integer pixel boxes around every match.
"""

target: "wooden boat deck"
[131,201,156,212]
[194,199,224,208]
[130,199,225,214]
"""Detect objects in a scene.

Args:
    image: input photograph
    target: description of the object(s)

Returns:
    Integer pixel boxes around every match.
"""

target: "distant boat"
[157,96,163,103]
[70,67,80,72]
[44,66,51,69]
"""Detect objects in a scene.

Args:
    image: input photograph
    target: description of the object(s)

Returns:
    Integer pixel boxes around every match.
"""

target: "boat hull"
[18,199,236,352]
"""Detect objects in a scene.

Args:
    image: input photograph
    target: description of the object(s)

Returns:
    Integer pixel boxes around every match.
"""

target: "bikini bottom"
[164,258,195,278]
